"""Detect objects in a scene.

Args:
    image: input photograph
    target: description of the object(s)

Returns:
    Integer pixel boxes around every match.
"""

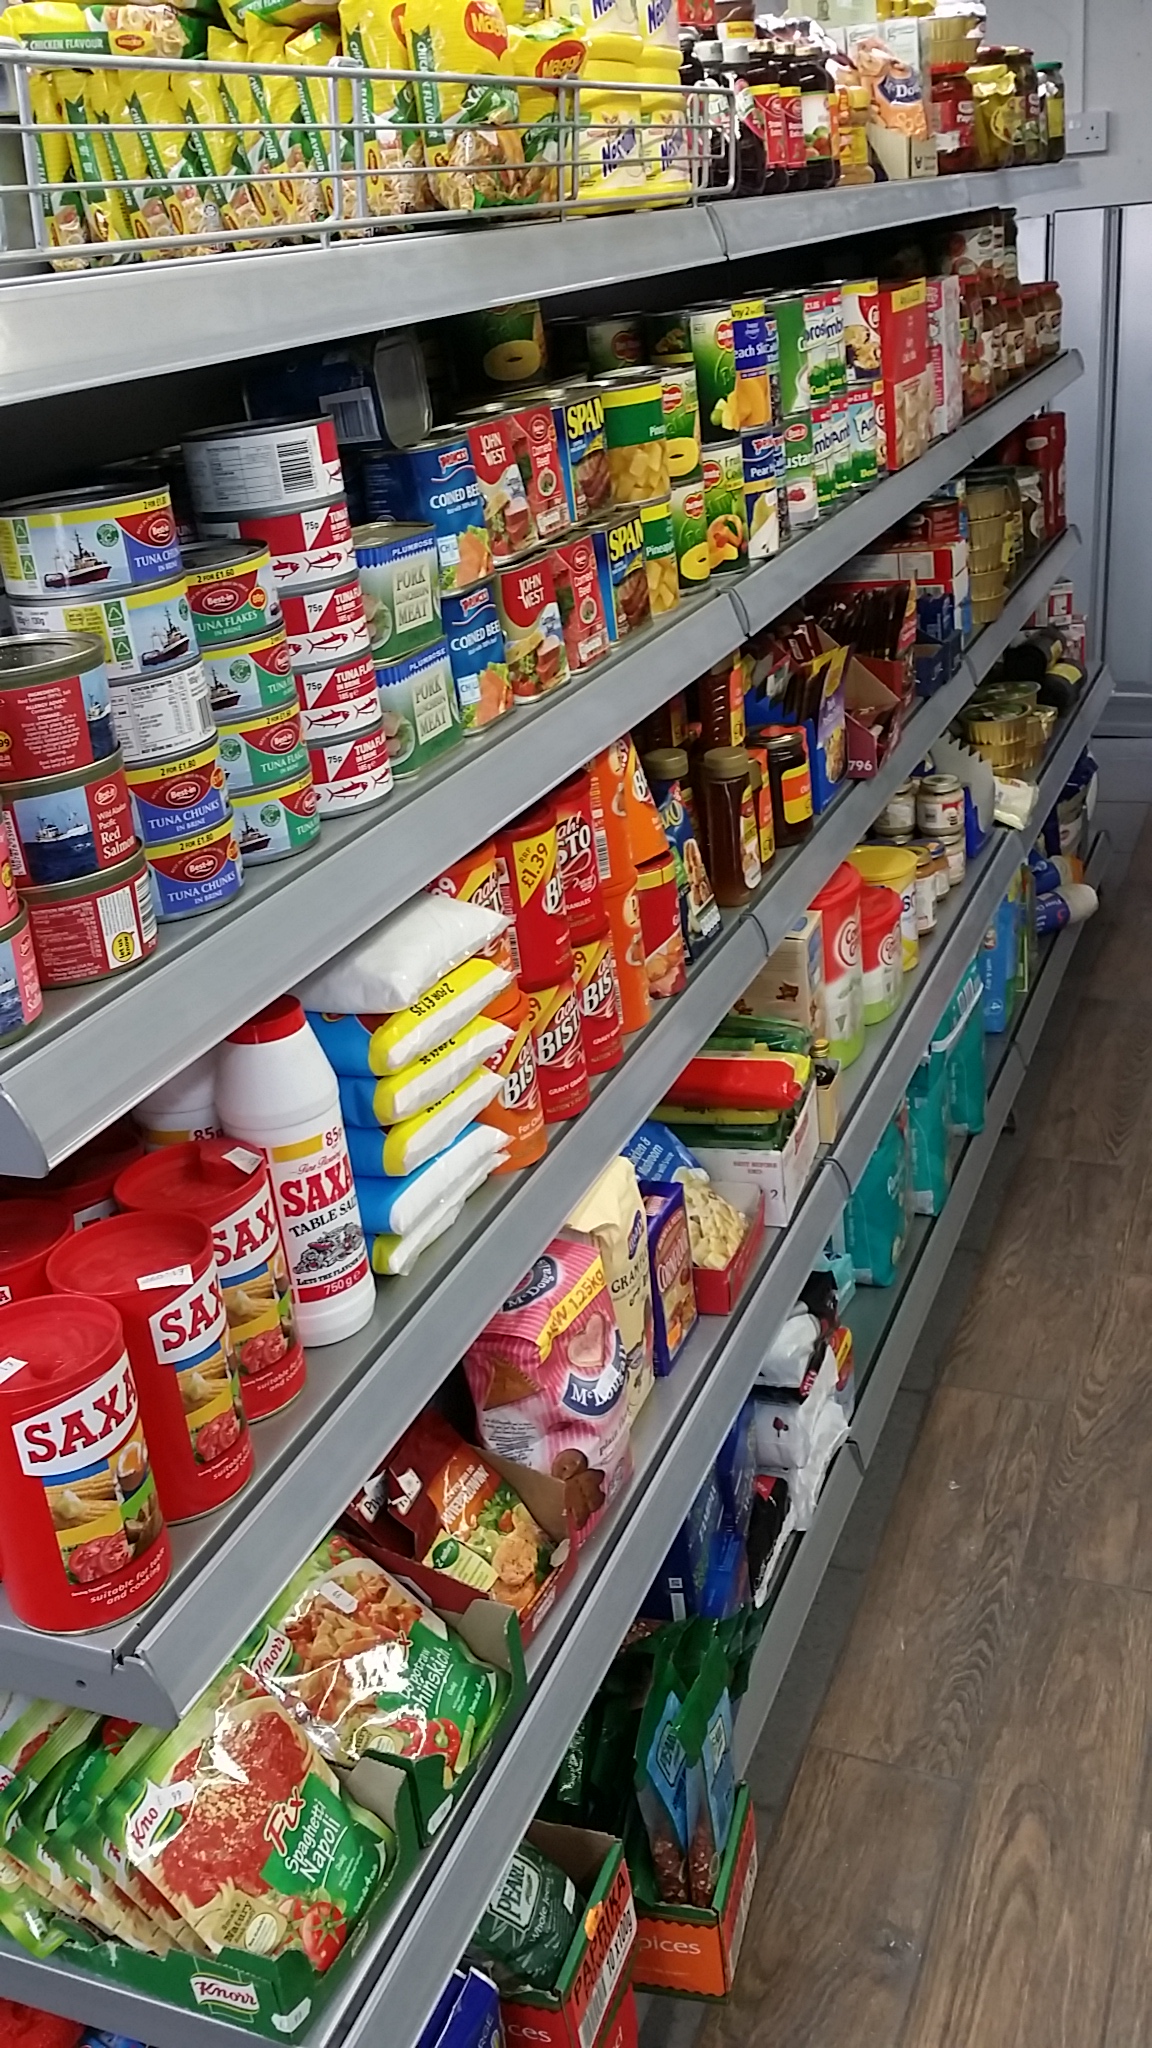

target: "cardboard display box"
[630,1787,758,2000]
[690,1082,820,1230]
[501,1827,637,2048]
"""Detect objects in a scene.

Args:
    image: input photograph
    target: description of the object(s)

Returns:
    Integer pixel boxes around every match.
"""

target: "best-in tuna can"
[494,552,570,701]
[182,541,280,649]
[439,582,511,734]
[307,716,394,812]
[145,815,243,922]
[198,496,355,590]
[294,647,380,740]
[108,654,215,765]
[376,637,461,777]
[23,845,157,987]
[352,520,441,662]
[3,753,135,885]
[0,632,116,778]
[363,436,493,594]
[279,572,370,667]
[7,573,194,682]
[201,626,296,721]
[126,741,230,846]
[0,813,18,924]
[0,487,181,600]
[231,773,320,865]
[0,904,43,1045]
[183,416,343,516]
[217,702,308,793]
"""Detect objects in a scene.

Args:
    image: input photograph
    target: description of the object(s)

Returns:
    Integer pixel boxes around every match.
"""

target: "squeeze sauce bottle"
[216,996,376,1347]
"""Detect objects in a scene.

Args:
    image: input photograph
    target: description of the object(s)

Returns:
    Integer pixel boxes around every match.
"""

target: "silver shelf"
[0,166,1080,409]
[0,360,1082,1177]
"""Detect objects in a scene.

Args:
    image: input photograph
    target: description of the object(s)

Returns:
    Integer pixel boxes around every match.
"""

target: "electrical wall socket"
[1067,110,1110,155]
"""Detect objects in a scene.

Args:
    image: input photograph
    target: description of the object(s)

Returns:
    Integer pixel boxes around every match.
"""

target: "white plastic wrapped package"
[754,1344,848,1530]
[320,1014,511,1123]
[355,1123,510,1239]
[756,1311,823,1392]
[295,893,511,1014]
[308,958,513,1078]
[343,1066,503,1174]
[369,1146,508,1277]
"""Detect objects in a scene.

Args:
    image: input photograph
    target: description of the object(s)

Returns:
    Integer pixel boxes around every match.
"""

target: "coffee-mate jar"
[216,996,376,1346]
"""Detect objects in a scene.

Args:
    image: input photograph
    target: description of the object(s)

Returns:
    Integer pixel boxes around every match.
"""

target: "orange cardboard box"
[630,1787,757,2000]
[501,1826,637,2048]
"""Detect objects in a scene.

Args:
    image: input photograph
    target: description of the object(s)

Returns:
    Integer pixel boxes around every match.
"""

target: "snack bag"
[26,70,89,266]
[179,69,274,244]
[240,1532,510,1782]
[564,1155,654,1421]
[247,16,326,222]
[90,72,176,250]
[284,19,351,218]
[469,1840,583,1992]
[675,1640,735,1907]
[464,1238,631,1532]
[340,0,432,214]
[0,1,209,54]
[126,70,224,249]
[404,0,525,211]
[56,69,133,250]
[634,1643,690,1903]
[71,1719,204,1954]
[507,20,585,205]
[350,1409,560,1611]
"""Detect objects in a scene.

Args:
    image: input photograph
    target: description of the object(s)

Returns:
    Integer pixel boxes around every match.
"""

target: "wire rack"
[0,40,737,270]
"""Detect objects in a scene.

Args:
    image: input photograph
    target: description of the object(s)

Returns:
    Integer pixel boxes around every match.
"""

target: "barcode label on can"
[320,389,382,446]
[278,439,320,495]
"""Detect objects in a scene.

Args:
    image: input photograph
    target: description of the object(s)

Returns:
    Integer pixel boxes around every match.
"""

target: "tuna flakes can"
[182,541,280,649]
[7,573,194,682]
[201,627,295,723]
[439,583,511,735]
[295,648,380,741]
[217,703,308,794]
[198,495,355,590]
[126,742,230,846]
[3,753,135,885]
[0,486,181,600]
[23,846,157,986]
[526,976,589,1122]
[494,553,570,701]
[109,655,216,764]
[0,632,116,777]
[146,816,244,922]
[307,716,394,812]
[552,530,611,671]
[376,638,461,777]
[231,773,320,864]
[183,416,343,517]
[279,573,370,667]
[352,520,441,663]
[0,905,43,1044]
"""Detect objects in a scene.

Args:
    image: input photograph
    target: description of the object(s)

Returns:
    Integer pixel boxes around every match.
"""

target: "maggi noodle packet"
[246,15,326,222]
[0,0,208,53]
[90,70,176,251]
[27,69,89,266]
[178,68,274,244]
[342,1064,503,1170]
[308,959,514,1077]
[340,0,432,213]
[125,69,224,248]
[404,0,525,210]
[55,69,133,249]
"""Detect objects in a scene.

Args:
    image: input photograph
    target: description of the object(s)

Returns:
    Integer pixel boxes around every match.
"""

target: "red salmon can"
[0,1196,72,1303]
[295,647,380,741]
[551,531,611,671]
[182,541,280,649]
[0,813,17,924]
[0,1294,171,1632]
[47,1210,253,1521]
[0,632,115,781]
[496,800,572,986]
[3,753,135,886]
[0,906,42,1045]
[115,1140,306,1422]
[199,497,355,591]
[23,847,157,988]
[571,923,624,1074]
[636,852,688,998]
[526,976,589,1122]
[464,411,537,564]
[427,839,515,978]
[307,714,394,812]
[554,769,607,939]
[279,573,370,667]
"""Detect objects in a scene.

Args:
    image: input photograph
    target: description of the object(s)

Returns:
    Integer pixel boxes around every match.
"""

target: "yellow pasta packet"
[404,0,525,209]
[55,67,133,249]
[87,69,175,252]
[509,19,584,203]
[207,25,271,196]
[26,69,89,265]
[125,69,222,249]
[285,19,346,215]
[0,2,208,55]
[339,0,431,214]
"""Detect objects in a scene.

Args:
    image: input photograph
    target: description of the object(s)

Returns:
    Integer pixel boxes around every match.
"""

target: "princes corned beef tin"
[362,436,493,595]
[145,815,244,922]
[7,571,194,682]
[199,495,356,590]
[201,627,297,721]
[0,485,182,599]
[3,753,135,885]
[23,847,157,988]
[182,541,281,648]
[307,715,394,812]
[0,633,116,778]
[126,741,230,846]
[279,572,371,667]
[183,417,344,517]
[217,703,309,793]
[294,647,380,740]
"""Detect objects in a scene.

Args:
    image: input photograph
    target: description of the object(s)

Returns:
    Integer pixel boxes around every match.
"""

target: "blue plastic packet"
[623,1119,705,1186]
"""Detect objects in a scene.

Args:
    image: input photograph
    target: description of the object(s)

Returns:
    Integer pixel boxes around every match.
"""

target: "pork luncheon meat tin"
[0,486,182,600]
[182,541,281,649]
[8,573,195,682]
[352,521,441,663]
[0,632,116,779]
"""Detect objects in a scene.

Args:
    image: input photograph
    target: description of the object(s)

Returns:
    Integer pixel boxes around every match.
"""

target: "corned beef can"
[182,541,280,648]
[494,552,570,701]
[145,815,244,922]
[439,581,511,735]
[23,847,157,988]
[47,1209,253,1521]
[572,922,624,1074]
[307,715,394,812]
[217,702,308,793]
[183,416,344,516]
[295,647,381,741]
[231,774,320,864]
[126,741,230,846]
[109,655,216,766]
[552,530,611,671]
[7,572,194,683]
[199,495,356,590]
[0,486,181,599]
[202,627,296,722]
[496,800,572,986]
[0,1294,171,1632]
[554,768,607,939]
[427,839,515,977]
[526,976,589,1122]
[0,812,18,923]
[0,906,42,1045]
[279,572,371,667]
[115,1139,306,1422]
[2,753,135,885]
[0,632,116,779]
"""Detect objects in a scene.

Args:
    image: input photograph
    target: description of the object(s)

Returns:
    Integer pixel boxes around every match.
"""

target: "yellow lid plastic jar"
[576,33,647,208]
[639,45,693,202]
[847,843,919,973]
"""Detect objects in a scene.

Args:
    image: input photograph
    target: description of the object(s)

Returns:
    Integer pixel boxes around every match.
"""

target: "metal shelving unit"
[0,353,1082,1177]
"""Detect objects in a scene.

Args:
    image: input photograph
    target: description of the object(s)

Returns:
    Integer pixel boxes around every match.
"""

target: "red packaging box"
[631,1785,758,1999]
[501,1828,636,2048]
[1021,413,1067,538]
[691,1184,765,1316]
[877,280,933,470]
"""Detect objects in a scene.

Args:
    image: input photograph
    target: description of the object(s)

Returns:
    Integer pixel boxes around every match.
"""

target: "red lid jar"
[47,1210,253,1521]
[0,1293,171,1631]
[0,1197,73,1304]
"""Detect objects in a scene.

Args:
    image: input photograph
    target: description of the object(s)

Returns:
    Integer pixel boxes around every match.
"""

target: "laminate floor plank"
[813,1387,1057,1780]
[697,1750,960,2048]
[1027,997,1152,1168]
[1100,1743,1152,2048]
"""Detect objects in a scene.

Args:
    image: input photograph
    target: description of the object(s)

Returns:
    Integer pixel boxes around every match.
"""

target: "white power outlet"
[1067,109,1110,155]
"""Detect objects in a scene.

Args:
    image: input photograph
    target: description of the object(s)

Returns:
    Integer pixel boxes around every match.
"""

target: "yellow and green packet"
[340,0,431,214]
[26,69,90,265]
[55,65,133,250]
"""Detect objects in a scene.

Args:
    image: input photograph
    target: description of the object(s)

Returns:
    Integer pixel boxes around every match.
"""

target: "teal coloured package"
[844,1100,912,1286]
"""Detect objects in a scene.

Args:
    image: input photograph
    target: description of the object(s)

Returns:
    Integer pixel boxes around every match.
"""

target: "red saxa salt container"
[0,1197,72,1304]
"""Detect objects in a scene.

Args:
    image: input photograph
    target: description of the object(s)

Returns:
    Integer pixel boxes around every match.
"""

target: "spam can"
[0,905,43,1045]
[538,382,611,523]
[598,506,652,637]
[7,573,195,682]
[22,846,157,987]
[279,573,371,667]
[201,628,297,721]
[352,520,441,662]
[3,753,135,885]
[145,815,243,922]
[0,486,181,599]
[307,716,394,813]
[376,638,461,777]
[439,582,512,734]
[294,648,380,740]
[0,632,116,778]
[108,655,216,765]
[183,416,343,516]
[126,740,230,846]
[231,773,320,864]
[198,496,355,590]
[182,542,280,649]
[217,703,308,793]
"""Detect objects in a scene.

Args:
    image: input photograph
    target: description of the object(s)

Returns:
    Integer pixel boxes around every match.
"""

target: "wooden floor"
[703,808,1152,2048]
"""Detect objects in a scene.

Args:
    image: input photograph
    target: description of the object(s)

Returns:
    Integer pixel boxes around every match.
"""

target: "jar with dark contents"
[1038,60,1065,160]
[700,746,761,907]
[1006,47,1044,162]
[695,655,746,749]
[740,41,791,194]
[771,47,810,190]
[793,43,838,189]
[1004,287,1026,378]
[930,63,976,174]
[763,726,813,847]
[697,40,765,197]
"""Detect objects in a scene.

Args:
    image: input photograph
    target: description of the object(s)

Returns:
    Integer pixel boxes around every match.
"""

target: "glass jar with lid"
[700,746,761,906]
[792,42,838,189]
[762,726,813,847]
[968,58,1018,171]
[1005,46,1044,162]
[1037,59,1065,161]
[930,62,976,174]
[741,41,793,193]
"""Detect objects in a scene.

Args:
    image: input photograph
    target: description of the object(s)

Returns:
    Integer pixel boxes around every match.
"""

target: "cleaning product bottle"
[216,996,376,1346]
